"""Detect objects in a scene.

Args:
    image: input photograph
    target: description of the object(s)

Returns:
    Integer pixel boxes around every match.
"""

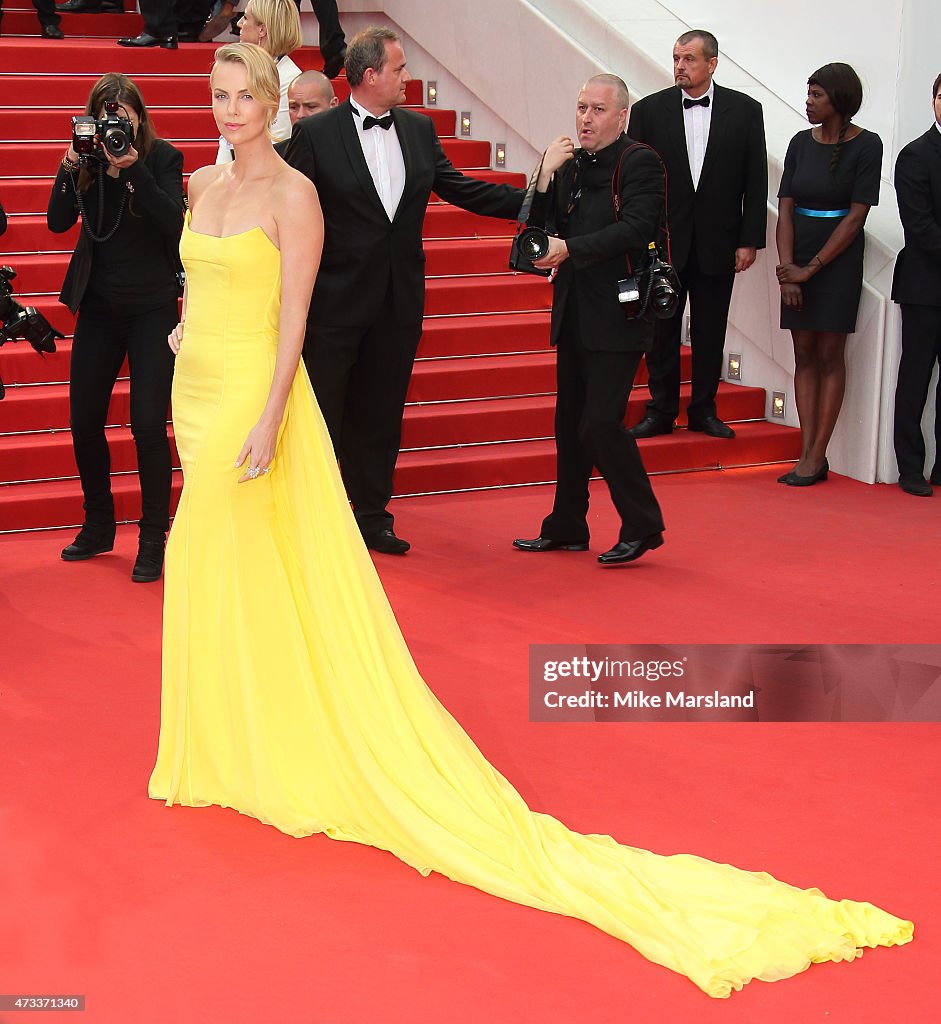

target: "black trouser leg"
[644,263,689,423]
[138,0,176,36]
[124,304,177,541]
[543,300,663,543]
[304,305,421,538]
[581,347,664,542]
[69,311,127,527]
[684,259,736,425]
[541,309,593,543]
[894,303,941,479]
[34,0,61,27]
[311,0,345,60]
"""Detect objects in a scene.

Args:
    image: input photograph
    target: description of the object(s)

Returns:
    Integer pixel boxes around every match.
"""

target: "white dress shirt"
[682,82,715,190]
[349,95,407,220]
[216,54,301,164]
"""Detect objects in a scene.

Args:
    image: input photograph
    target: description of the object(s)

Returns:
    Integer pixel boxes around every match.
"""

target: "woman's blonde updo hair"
[212,42,280,136]
[245,0,303,57]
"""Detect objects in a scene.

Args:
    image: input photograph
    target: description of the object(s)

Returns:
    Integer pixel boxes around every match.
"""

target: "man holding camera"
[513,74,666,566]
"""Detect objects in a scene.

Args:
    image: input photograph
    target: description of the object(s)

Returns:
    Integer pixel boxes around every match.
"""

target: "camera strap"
[611,141,673,274]
[515,155,546,231]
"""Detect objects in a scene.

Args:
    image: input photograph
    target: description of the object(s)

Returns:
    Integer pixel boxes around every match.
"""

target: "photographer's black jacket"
[529,134,664,352]
[47,138,184,314]
[0,196,7,236]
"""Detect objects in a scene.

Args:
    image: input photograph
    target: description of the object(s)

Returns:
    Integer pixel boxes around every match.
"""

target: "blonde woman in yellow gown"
[150,41,913,998]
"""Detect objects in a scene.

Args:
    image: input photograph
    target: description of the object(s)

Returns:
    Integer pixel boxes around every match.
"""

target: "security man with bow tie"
[286,26,524,555]
[628,29,768,440]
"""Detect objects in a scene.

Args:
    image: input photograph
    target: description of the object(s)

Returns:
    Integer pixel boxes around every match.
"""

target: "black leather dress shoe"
[41,23,65,38]
[899,475,932,497]
[513,536,588,552]
[630,415,674,439]
[322,47,347,79]
[687,415,735,439]
[132,539,165,582]
[118,32,178,48]
[365,529,410,555]
[598,533,663,566]
[61,525,115,561]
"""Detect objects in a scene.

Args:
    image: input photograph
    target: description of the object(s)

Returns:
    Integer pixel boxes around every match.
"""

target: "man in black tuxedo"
[286,26,523,554]
[512,75,665,566]
[892,72,941,497]
[627,29,767,440]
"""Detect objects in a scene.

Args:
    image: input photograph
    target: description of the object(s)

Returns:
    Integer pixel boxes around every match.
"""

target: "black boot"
[131,538,165,583]
[61,523,116,561]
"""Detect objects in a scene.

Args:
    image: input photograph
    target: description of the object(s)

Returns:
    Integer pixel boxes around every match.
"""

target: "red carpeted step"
[0,135,492,182]
[424,238,518,277]
[0,423,178,483]
[0,75,418,108]
[1,167,523,213]
[0,470,183,531]
[0,105,457,139]
[0,39,331,75]
[422,205,517,239]
[0,11,143,36]
[0,379,128,432]
[1,197,511,255]
[400,381,768,448]
[417,311,551,359]
[424,276,551,316]
[393,421,802,495]
[406,352,555,403]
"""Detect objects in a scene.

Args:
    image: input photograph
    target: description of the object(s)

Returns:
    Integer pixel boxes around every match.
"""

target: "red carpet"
[1,470,935,1023]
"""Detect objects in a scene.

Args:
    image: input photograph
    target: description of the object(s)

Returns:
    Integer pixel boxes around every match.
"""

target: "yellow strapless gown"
[149,219,913,998]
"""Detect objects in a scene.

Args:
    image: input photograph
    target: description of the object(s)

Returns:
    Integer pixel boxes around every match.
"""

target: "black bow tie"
[683,96,710,109]
[362,113,393,131]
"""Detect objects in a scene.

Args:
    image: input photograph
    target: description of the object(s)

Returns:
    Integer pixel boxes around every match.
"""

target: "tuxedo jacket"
[892,126,941,307]
[529,135,665,352]
[285,99,524,328]
[627,83,767,275]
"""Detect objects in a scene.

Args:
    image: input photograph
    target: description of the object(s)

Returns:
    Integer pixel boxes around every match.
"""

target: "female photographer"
[48,73,184,582]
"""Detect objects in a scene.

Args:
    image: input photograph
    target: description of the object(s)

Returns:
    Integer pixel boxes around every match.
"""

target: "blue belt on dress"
[795,206,850,218]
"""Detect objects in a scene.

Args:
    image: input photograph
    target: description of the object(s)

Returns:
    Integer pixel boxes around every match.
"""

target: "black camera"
[617,243,680,321]
[71,101,135,162]
[509,226,552,278]
[647,251,680,320]
[0,266,63,401]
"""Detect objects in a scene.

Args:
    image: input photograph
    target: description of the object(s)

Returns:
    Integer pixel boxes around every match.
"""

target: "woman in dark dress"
[47,74,184,580]
[775,63,882,485]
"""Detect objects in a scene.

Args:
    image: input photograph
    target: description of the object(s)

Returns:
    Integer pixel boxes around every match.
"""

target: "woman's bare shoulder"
[187,164,227,204]
[273,162,319,206]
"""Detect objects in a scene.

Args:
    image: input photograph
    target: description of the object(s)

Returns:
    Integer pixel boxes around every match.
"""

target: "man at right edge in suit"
[628,29,767,440]
[891,72,941,497]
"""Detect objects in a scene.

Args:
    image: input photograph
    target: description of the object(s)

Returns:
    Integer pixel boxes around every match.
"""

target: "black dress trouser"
[69,302,177,540]
[644,241,736,425]
[894,303,941,480]
[293,0,345,60]
[0,0,62,27]
[541,295,664,545]
[303,290,422,540]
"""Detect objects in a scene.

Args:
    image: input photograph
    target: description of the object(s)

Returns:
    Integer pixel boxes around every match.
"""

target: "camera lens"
[518,227,549,260]
[103,129,130,157]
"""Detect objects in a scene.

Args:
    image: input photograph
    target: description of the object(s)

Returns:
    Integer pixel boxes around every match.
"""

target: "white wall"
[331,2,938,481]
